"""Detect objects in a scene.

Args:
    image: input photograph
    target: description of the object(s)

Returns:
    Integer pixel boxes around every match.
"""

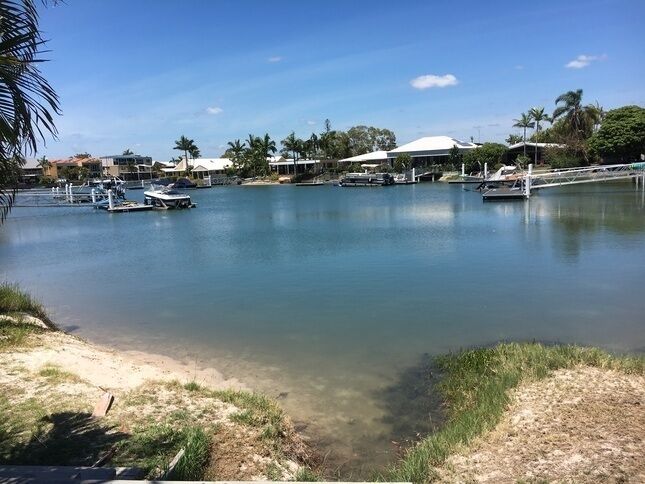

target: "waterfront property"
[163,158,233,179]
[18,158,44,184]
[45,157,103,180]
[507,141,566,164]
[339,150,390,166]
[387,136,478,165]
[100,154,153,181]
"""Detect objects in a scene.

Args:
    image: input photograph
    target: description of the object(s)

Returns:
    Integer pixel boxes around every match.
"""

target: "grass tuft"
[170,427,210,480]
[38,365,81,384]
[0,283,57,330]
[183,381,202,392]
[0,318,40,350]
[382,342,644,483]
[294,466,320,481]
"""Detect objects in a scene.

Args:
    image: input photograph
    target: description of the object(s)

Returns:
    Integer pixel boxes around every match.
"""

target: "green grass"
[0,318,40,350]
[183,381,202,392]
[294,466,320,481]
[38,365,82,384]
[0,283,57,330]
[382,342,645,483]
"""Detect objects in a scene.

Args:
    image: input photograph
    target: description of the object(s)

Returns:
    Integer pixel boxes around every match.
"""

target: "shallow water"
[2,182,645,473]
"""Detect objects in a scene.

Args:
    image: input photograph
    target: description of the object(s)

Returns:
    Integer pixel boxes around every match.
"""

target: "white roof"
[388,136,477,155]
[508,142,566,150]
[22,158,40,170]
[164,158,232,172]
[339,150,389,163]
[269,159,321,166]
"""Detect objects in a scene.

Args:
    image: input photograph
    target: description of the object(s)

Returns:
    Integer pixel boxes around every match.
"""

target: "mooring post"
[526,164,533,198]
[108,189,114,210]
[412,167,416,182]
[461,163,465,176]
[69,184,74,203]
[91,188,96,204]
[484,163,488,179]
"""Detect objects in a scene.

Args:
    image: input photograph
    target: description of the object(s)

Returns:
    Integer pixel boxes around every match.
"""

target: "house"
[19,158,44,184]
[100,154,153,180]
[44,157,103,180]
[268,156,323,175]
[507,142,566,164]
[387,136,478,165]
[162,158,233,178]
[338,150,389,165]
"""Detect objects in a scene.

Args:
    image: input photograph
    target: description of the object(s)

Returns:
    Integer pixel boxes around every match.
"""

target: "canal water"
[2,182,644,473]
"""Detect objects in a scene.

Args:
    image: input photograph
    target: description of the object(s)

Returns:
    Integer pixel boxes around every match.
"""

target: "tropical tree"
[506,134,523,145]
[173,135,197,176]
[281,131,301,175]
[188,146,200,159]
[36,155,50,173]
[512,113,534,156]
[1,0,60,223]
[447,144,463,169]
[394,153,412,173]
[552,89,600,140]
[225,139,246,169]
[529,107,550,164]
[122,148,133,155]
[308,133,319,159]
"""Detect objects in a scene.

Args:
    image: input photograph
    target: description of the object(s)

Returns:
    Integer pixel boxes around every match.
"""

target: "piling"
[484,163,488,179]
[461,163,465,176]
[108,189,114,210]
[526,164,533,198]
[91,189,96,204]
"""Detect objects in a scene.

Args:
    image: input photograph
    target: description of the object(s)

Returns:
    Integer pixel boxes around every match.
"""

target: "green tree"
[512,113,534,156]
[188,146,200,159]
[224,139,246,170]
[122,148,133,155]
[281,131,302,174]
[506,134,523,145]
[529,106,550,164]
[588,105,645,162]
[173,135,197,176]
[1,0,60,222]
[37,155,50,171]
[394,153,411,173]
[552,89,600,140]
[347,125,396,155]
[463,143,508,172]
[447,144,463,169]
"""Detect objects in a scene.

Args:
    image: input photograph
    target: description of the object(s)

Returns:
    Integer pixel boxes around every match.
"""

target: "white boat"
[144,185,195,209]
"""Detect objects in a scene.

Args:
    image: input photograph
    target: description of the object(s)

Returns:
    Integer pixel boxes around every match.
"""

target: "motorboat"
[339,172,395,187]
[144,185,196,209]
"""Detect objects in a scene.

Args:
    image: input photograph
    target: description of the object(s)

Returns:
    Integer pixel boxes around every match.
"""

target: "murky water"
[2,182,644,473]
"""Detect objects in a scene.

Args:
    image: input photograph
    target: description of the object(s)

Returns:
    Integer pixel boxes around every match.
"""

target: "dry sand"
[438,366,645,483]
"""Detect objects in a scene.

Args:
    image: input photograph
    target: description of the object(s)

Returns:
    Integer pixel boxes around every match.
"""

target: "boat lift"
[483,162,645,200]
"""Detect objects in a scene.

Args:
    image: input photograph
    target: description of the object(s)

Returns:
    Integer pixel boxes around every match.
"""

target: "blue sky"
[37,0,645,160]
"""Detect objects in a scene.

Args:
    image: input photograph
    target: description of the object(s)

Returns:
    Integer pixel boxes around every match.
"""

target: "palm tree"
[226,139,246,168]
[1,0,60,223]
[506,134,523,145]
[257,133,276,177]
[308,133,319,159]
[188,146,200,159]
[173,135,197,176]
[122,149,133,155]
[513,113,534,156]
[552,89,599,139]
[281,131,301,175]
[37,155,50,175]
[529,107,550,164]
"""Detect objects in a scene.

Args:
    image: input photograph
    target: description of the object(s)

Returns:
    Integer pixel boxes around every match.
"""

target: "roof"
[22,158,40,170]
[165,158,232,172]
[508,142,566,150]
[339,150,389,163]
[269,159,321,166]
[388,136,477,155]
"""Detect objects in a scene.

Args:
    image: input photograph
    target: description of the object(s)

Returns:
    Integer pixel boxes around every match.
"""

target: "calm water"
[2,182,645,472]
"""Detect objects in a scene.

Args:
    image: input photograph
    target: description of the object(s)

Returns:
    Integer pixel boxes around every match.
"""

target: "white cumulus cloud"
[565,54,607,69]
[410,74,458,90]
[267,56,283,63]
[306,120,316,126]
[206,106,223,115]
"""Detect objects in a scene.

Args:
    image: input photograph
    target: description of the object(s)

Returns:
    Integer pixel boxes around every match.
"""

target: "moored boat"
[339,172,395,187]
[144,185,196,209]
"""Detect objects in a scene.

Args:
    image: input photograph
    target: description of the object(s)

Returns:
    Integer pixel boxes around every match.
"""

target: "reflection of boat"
[144,185,196,209]
[339,173,395,187]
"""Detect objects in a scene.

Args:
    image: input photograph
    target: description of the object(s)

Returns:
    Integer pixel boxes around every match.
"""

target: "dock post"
[484,163,488,179]
[69,184,74,203]
[91,188,96,204]
[108,189,114,210]
[412,167,416,182]
[461,163,465,177]
[526,164,533,198]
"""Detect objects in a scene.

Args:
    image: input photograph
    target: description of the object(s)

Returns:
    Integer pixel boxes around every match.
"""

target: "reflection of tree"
[547,187,645,258]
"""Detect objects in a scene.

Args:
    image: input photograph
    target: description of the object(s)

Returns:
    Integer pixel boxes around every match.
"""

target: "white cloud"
[410,74,458,90]
[267,56,283,63]
[306,120,316,126]
[565,54,607,69]
[206,106,223,115]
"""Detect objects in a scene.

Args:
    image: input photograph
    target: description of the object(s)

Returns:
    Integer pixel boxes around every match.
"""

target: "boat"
[339,172,395,187]
[393,174,418,185]
[144,185,196,209]
[482,185,526,201]
[169,177,197,189]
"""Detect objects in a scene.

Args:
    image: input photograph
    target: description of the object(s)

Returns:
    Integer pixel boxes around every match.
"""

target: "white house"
[338,150,389,165]
[163,158,233,178]
[387,136,478,164]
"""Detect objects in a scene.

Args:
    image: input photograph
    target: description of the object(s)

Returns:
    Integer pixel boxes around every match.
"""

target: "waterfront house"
[268,156,324,175]
[339,150,389,166]
[44,157,103,181]
[163,158,233,178]
[387,136,478,165]
[507,142,565,164]
[19,158,44,184]
[100,154,153,180]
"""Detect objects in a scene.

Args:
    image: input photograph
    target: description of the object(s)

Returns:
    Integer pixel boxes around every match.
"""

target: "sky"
[36,0,645,160]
